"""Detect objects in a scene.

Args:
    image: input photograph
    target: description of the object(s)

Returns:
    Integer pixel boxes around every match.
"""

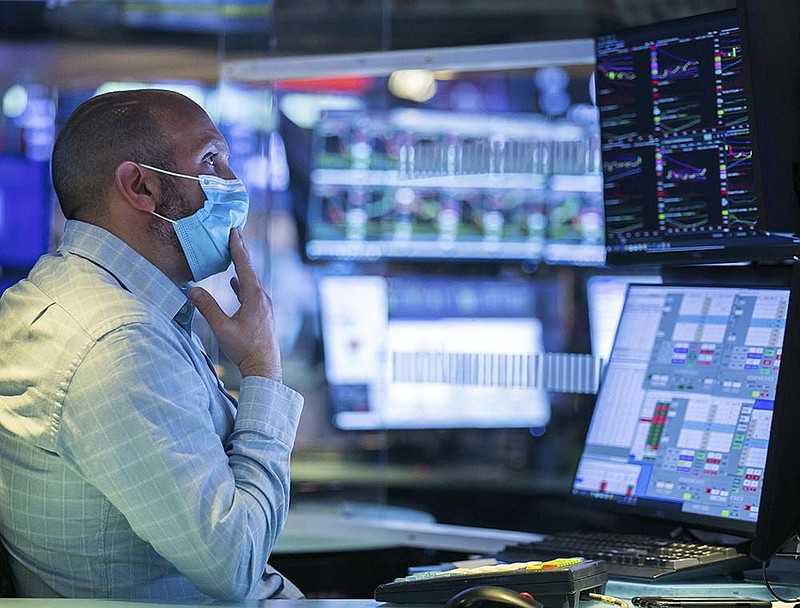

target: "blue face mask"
[141,163,249,282]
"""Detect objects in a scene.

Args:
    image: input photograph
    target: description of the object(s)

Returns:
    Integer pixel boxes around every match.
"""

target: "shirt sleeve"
[56,321,303,600]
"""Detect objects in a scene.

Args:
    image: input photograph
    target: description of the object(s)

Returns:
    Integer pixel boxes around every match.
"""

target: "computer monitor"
[318,274,551,430]
[595,8,800,265]
[586,273,662,364]
[572,279,799,554]
[0,157,51,272]
[224,41,606,266]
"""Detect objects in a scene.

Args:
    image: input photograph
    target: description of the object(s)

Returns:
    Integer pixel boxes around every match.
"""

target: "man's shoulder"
[26,252,157,339]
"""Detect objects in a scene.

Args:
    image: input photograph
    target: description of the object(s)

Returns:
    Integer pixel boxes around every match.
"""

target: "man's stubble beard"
[148,175,193,254]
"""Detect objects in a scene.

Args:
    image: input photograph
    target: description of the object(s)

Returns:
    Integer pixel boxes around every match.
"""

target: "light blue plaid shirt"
[0,220,304,600]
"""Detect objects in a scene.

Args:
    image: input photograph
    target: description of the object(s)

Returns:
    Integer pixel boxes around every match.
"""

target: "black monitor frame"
[738,0,800,239]
[749,262,800,562]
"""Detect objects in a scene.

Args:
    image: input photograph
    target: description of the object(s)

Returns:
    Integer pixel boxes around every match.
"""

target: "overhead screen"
[223,41,607,266]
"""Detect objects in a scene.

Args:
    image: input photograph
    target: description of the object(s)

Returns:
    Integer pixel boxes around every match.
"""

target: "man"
[0,89,304,600]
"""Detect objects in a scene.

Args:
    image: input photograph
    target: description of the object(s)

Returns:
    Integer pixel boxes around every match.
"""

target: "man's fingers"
[189,286,228,331]
[192,232,280,379]
[229,229,259,292]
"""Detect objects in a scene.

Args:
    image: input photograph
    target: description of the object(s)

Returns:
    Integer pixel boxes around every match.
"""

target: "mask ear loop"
[151,211,177,224]
[140,163,198,224]
[139,163,200,182]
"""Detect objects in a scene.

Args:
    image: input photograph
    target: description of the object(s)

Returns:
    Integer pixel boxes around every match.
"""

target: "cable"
[761,559,800,603]
[589,592,629,608]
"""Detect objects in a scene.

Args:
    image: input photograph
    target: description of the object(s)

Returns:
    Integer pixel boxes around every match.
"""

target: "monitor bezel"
[749,262,800,560]
[738,0,800,240]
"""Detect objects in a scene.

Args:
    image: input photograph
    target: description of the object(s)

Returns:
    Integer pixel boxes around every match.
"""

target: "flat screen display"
[595,10,800,265]
[573,282,789,537]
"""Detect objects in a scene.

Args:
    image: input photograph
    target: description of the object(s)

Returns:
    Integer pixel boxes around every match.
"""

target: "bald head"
[51,89,206,221]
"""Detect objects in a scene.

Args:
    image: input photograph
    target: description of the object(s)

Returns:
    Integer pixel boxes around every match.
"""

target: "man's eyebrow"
[203,139,230,156]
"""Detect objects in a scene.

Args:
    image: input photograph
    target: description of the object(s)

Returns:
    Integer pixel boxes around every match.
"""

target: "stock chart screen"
[595,9,800,265]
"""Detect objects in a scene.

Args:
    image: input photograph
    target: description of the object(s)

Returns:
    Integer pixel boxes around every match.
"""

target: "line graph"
[664,155,709,183]
[603,155,643,181]
[656,48,701,81]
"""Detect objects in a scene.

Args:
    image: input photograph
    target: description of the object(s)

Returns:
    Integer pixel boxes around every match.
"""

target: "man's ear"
[115,161,158,212]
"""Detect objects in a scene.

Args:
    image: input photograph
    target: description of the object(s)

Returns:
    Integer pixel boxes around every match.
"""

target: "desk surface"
[267,504,798,605]
[274,500,543,555]
[2,513,794,607]
[0,579,788,607]
[0,578,797,608]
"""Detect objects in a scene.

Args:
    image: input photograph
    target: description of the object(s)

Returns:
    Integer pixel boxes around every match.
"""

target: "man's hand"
[188,229,283,381]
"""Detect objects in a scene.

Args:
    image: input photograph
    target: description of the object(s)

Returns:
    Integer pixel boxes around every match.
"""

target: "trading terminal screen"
[573,283,788,535]
[596,9,800,265]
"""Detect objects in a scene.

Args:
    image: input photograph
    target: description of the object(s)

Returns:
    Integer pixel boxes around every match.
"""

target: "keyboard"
[374,557,607,608]
[495,532,757,581]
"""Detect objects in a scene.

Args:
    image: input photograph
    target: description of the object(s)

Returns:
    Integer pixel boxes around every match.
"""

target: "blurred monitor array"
[49,0,272,34]
[0,157,51,273]
[318,274,556,430]
[306,107,603,265]
[260,42,606,266]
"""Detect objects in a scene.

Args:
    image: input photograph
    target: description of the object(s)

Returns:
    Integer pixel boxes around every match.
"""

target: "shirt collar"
[57,220,192,323]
